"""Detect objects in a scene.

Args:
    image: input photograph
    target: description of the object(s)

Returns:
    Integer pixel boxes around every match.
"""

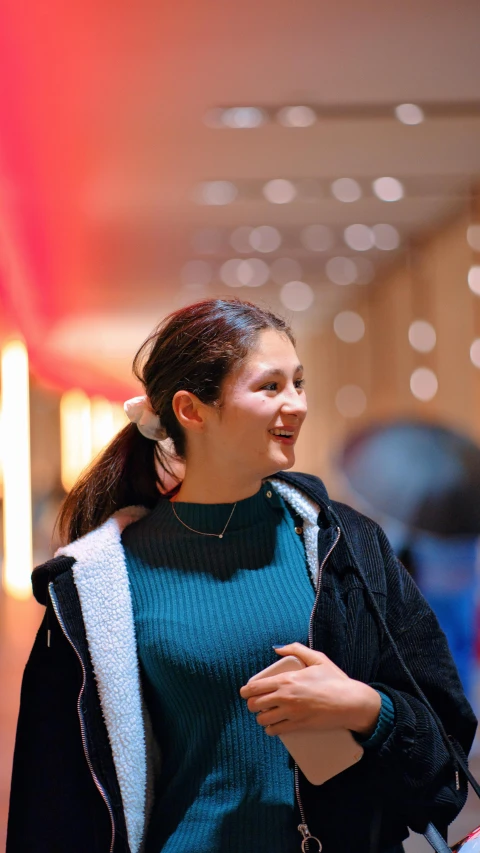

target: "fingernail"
[272,644,285,649]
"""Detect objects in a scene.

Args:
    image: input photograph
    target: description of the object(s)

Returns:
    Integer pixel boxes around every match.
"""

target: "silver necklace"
[170,501,237,539]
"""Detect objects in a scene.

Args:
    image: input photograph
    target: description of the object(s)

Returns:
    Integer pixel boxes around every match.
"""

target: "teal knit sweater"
[122,482,393,853]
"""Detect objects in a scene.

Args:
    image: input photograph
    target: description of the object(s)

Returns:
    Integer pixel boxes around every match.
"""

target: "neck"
[173,467,265,505]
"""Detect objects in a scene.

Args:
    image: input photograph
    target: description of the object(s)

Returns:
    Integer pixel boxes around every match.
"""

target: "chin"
[264,449,296,477]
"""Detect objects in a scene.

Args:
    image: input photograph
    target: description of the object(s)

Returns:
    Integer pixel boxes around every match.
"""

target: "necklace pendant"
[219,533,223,539]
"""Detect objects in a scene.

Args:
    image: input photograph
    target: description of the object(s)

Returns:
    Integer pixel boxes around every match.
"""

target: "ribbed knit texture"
[122,482,315,853]
[354,692,395,750]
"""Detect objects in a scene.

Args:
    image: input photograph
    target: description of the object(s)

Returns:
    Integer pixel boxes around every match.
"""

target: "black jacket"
[7,472,477,853]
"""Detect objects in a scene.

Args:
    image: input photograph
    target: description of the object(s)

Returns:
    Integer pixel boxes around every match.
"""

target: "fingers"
[273,642,328,667]
[263,719,299,736]
[240,676,279,699]
[255,708,288,728]
[246,693,279,713]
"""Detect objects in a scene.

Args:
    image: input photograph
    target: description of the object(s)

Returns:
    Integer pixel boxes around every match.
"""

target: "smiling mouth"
[268,429,295,438]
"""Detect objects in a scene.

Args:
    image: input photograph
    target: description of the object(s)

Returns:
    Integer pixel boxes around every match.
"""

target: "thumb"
[273,642,326,667]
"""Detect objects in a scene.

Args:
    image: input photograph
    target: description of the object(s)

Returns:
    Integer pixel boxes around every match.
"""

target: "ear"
[172,390,208,434]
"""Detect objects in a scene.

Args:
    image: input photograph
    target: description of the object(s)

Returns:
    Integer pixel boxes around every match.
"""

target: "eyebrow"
[256,364,304,380]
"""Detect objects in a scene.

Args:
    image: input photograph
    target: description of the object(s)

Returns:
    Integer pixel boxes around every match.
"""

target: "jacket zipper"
[48,582,116,853]
[294,526,341,853]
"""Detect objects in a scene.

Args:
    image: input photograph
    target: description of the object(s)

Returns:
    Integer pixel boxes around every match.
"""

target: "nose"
[280,384,308,419]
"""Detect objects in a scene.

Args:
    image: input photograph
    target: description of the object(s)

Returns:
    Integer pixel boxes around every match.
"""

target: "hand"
[239,643,381,737]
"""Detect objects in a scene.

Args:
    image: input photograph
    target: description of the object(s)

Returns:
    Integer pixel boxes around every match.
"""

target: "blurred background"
[1,0,480,848]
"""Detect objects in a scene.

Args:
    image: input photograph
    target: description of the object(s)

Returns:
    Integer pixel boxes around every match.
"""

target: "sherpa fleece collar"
[55,481,320,853]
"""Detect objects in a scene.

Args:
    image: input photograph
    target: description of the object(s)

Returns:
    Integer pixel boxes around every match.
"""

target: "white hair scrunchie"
[123,395,168,441]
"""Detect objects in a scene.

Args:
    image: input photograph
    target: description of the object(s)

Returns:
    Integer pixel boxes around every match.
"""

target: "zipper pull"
[298,823,322,852]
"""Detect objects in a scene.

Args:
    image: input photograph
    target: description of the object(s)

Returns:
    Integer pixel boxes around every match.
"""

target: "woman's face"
[206,328,307,480]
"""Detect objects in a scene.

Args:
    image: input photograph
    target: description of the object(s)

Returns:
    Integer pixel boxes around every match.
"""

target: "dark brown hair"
[57,298,295,544]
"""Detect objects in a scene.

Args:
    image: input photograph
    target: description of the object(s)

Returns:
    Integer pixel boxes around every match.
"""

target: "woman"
[7,298,477,853]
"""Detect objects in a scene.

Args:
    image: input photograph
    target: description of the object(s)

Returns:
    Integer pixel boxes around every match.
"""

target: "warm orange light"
[1,341,33,599]
[60,390,92,492]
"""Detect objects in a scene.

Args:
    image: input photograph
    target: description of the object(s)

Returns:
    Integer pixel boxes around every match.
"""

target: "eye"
[295,378,306,389]
[261,382,278,391]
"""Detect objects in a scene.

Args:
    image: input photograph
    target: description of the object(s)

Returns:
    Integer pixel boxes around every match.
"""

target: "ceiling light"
[470,340,480,368]
[221,107,265,128]
[467,225,480,251]
[372,177,404,202]
[410,368,438,401]
[230,226,253,253]
[270,258,302,284]
[196,181,238,205]
[335,385,366,418]
[344,224,374,251]
[181,260,213,286]
[238,259,270,287]
[372,224,400,250]
[220,259,244,287]
[277,106,316,127]
[301,224,334,252]
[263,179,297,204]
[331,178,362,203]
[333,311,365,343]
[468,266,480,295]
[326,256,357,285]
[408,320,436,352]
[395,103,424,125]
[249,225,282,253]
[220,258,269,288]
[280,281,314,311]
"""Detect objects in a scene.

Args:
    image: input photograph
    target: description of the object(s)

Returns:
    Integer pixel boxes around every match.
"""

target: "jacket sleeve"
[367,526,478,836]
[7,593,113,853]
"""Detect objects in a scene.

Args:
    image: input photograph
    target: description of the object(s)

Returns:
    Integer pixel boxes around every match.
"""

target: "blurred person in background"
[7,299,477,853]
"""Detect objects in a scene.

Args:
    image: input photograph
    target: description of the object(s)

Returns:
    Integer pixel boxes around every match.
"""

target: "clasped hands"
[239,643,381,738]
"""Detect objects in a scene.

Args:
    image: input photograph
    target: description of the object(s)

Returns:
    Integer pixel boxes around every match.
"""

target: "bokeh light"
[221,107,266,128]
[280,281,314,311]
[335,385,367,417]
[395,103,425,125]
[467,225,480,251]
[230,226,253,253]
[408,320,437,352]
[372,224,400,250]
[277,106,316,127]
[326,256,357,285]
[334,311,365,343]
[410,368,438,401]
[372,177,404,202]
[344,224,374,251]
[331,178,362,203]
[263,179,297,204]
[249,225,282,253]
[468,266,480,295]
[196,181,238,205]
[470,339,480,368]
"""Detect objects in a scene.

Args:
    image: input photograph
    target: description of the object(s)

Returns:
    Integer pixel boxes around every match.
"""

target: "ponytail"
[56,424,180,545]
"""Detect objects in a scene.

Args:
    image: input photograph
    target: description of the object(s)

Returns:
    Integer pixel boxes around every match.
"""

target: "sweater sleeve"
[352,690,395,750]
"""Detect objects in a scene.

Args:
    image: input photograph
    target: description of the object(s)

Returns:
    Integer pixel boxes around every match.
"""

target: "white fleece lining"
[56,506,149,853]
[270,478,321,587]
[54,485,320,853]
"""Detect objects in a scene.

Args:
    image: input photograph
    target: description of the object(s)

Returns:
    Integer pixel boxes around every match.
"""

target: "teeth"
[270,429,294,437]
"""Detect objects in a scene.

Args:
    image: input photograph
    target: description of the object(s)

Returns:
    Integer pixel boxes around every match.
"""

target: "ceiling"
[0,0,479,397]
